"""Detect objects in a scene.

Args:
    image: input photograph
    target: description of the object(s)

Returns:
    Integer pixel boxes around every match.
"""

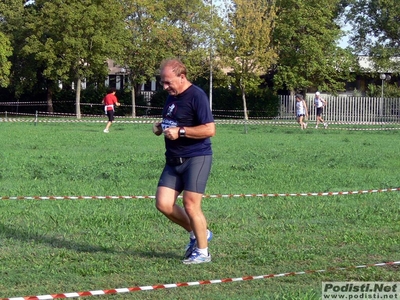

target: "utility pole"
[209,0,213,110]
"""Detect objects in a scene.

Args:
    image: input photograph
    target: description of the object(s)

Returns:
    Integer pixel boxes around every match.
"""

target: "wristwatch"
[179,127,186,138]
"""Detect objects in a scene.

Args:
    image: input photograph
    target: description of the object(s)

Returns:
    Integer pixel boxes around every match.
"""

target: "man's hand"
[163,127,179,140]
[152,122,163,136]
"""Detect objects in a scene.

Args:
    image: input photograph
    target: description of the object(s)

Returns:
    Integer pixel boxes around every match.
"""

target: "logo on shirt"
[166,103,176,117]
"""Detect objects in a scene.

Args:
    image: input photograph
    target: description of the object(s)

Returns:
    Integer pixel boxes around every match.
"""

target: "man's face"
[160,66,183,96]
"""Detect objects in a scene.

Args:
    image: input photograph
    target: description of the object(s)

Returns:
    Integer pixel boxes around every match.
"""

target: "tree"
[0,0,30,93]
[220,0,277,121]
[273,0,356,94]
[346,0,400,73]
[160,0,215,80]
[0,32,12,88]
[21,0,126,117]
[119,0,171,117]
[119,0,217,117]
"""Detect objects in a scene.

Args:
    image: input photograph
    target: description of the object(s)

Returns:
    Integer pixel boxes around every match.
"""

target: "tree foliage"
[273,0,356,94]
[119,0,224,116]
[0,32,12,88]
[220,0,277,120]
[120,0,166,88]
[0,0,27,30]
[0,0,29,91]
[345,0,400,73]
[0,0,377,115]
[21,0,127,116]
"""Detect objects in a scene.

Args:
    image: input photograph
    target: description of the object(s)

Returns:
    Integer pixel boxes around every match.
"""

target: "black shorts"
[316,107,323,116]
[158,155,212,194]
[297,114,305,117]
[106,110,115,122]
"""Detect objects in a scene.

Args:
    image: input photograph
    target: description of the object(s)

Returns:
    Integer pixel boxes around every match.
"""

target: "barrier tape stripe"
[2,110,400,121]
[0,101,73,105]
[1,187,399,201]
[1,112,400,124]
[2,261,399,300]
[1,112,400,123]
[1,113,399,124]
[2,120,399,130]
[1,117,400,129]
[0,99,398,116]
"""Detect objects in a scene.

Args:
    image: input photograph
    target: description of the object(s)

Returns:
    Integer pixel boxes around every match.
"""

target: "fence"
[279,95,400,123]
[1,95,400,123]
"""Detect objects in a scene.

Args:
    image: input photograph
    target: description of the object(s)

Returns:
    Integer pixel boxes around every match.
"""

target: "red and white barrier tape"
[0,118,160,124]
[2,261,399,300]
[0,101,73,105]
[1,187,399,201]
[1,110,400,124]
[1,116,400,128]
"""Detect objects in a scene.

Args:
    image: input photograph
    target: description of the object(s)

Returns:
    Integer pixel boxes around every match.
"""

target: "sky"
[338,23,351,48]
[338,34,350,48]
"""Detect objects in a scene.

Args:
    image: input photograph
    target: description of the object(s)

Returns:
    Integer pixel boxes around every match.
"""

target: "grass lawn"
[0,121,399,300]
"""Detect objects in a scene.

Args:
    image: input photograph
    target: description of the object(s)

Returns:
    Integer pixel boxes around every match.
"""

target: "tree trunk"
[46,86,54,113]
[75,78,81,119]
[241,87,249,134]
[131,85,136,118]
[241,86,248,121]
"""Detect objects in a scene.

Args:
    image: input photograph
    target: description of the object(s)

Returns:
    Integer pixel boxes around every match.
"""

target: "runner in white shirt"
[295,94,308,130]
[314,91,328,129]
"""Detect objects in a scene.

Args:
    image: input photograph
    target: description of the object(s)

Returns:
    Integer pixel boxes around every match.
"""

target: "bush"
[212,87,280,118]
[246,88,280,118]
[149,86,280,119]
[367,83,400,98]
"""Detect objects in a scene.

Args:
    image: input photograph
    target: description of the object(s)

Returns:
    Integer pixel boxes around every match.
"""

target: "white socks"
[188,230,210,256]
[197,247,209,256]
[189,229,210,240]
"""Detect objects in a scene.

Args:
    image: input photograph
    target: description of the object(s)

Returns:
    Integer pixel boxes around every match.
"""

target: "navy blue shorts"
[316,107,323,116]
[157,155,212,194]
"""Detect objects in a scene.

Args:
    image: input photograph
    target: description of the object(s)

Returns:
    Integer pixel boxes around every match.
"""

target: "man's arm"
[163,122,215,140]
[181,122,216,139]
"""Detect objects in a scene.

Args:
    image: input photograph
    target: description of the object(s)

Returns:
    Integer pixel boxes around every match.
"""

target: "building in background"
[105,60,157,93]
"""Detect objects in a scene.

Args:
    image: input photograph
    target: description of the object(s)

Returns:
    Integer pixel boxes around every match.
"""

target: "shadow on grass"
[0,223,181,259]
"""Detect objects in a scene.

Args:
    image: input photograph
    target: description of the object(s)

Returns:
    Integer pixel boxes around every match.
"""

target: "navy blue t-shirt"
[161,85,214,158]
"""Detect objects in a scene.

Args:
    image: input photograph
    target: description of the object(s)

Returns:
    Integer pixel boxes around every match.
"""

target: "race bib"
[161,119,177,130]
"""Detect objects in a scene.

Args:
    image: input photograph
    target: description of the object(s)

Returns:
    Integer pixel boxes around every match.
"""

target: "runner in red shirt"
[102,88,120,133]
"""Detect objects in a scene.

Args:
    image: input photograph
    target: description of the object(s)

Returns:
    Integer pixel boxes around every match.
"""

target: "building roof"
[358,55,400,73]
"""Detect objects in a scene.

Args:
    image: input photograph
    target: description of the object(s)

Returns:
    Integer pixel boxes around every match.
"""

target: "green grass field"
[0,121,399,300]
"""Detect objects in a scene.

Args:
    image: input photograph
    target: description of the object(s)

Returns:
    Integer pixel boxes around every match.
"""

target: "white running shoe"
[324,123,328,129]
[103,129,109,133]
[183,249,211,264]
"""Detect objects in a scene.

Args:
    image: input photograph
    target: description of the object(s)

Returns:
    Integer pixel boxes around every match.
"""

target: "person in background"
[295,94,308,130]
[152,58,215,264]
[314,91,328,129]
[102,87,120,133]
